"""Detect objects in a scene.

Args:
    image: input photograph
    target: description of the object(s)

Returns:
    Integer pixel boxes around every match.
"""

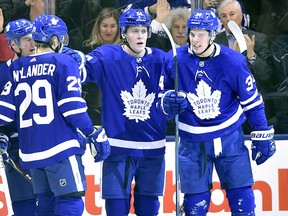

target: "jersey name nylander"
[162,44,266,142]
[0,53,92,169]
[85,45,166,157]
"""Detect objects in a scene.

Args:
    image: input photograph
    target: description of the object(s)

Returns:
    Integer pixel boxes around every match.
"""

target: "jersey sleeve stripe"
[0,101,16,110]
[242,96,263,112]
[240,89,258,105]
[62,107,88,117]
[57,97,86,106]
[0,114,14,123]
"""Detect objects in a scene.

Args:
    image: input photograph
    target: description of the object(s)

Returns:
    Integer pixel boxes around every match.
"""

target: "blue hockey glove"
[161,90,187,120]
[62,47,86,70]
[0,133,9,161]
[250,126,276,165]
[86,127,111,162]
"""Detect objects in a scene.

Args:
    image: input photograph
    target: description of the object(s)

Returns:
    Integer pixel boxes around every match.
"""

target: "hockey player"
[83,8,167,216]
[160,9,276,216]
[0,14,110,215]
[0,18,37,216]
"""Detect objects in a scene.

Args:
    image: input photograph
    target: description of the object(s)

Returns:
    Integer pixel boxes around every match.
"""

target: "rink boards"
[0,137,287,216]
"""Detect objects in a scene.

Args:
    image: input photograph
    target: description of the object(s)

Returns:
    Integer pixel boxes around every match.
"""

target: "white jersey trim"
[0,101,16,110]
[62,107,88,117]
[68,155,85,191]
[179,104,243,134]
[20,139,80,162]
[0,114,13,123]
[240,89,258,105]
[242,96,263,112]
[108,138,166,149]
[58,97,86,106]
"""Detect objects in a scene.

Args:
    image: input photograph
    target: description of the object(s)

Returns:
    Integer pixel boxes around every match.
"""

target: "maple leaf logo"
[121,80,155,123]
[187,80,221,120]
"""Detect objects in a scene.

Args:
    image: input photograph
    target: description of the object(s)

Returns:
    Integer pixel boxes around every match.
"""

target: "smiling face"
[171,18,187,46]
[99,16,118,44]
[10,34,36,56]
[124,26,148,56]
[189,29,213,57]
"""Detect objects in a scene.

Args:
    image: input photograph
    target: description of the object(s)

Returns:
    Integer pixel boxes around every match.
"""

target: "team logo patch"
[59,178,67,187]
[187,80,221,120]
[121,80,155,123]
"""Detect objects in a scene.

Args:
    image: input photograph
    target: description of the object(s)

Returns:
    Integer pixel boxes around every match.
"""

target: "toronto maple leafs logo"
[187,80,221,120]
[121,80,155,123]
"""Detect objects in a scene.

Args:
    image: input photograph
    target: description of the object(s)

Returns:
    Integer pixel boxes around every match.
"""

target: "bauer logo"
[251,132,274,139]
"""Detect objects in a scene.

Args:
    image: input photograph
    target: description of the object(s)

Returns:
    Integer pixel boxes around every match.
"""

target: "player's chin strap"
[49,39,63,53]
[123,37,144,55]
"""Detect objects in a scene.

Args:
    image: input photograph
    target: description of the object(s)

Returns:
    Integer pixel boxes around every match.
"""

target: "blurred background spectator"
[82,7,122,126]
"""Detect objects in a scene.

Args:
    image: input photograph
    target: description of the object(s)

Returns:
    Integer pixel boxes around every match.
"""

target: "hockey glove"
[251,126,276,165]
[161,90,187,120]
[86,127,111,162]
[0,133,9,161]
[62,47,86,70]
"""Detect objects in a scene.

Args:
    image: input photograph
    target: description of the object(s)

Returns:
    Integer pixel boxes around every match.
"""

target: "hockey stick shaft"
[5,157,32,184]
[161,23,181,216]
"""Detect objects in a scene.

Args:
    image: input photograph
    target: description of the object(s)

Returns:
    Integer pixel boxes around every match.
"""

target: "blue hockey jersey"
[161,44,268,142]
[0,60,19,155]
[85,45,166,157]
[0,52,94,169]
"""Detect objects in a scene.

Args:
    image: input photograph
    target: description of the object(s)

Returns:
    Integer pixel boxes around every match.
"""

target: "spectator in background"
[6,0,45,22]
[148,7,190,52]
[82,7,121,127]
[203,0,250,31]
[215,0,273,92]
[83,7,121,53]
[0,8,14,63]
[137,0,190,16]
[57,0,120,51]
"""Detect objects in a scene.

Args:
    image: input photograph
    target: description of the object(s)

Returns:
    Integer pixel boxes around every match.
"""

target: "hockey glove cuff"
[161,90,187,120]
[251,126,276,165]
[86,127,111,162]
[0,133,9,161]
[62,47,86,70]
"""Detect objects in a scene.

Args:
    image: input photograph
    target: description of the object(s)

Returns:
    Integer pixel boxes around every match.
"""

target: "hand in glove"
[0,133,9,161]
[251,126,276,165]
[62,47,86,70]
[86,127,111,162]
[161,90,187,120]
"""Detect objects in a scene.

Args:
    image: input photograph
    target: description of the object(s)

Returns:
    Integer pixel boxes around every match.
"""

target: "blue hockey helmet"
[4,19,33,44]
[119,8,151,35]
[187,9,218,34]
[32,14,69,46]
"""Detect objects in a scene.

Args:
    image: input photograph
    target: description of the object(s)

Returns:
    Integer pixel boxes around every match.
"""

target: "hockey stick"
[161,23,181,216]
[4,156,32,184]
[227,20,247,55]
